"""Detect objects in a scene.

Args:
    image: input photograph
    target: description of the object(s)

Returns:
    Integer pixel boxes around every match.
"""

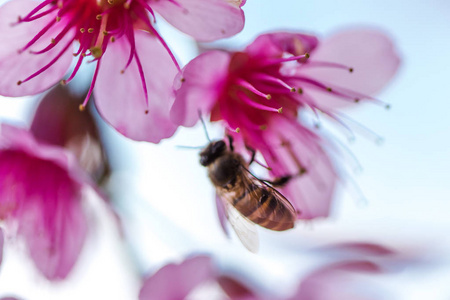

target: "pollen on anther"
[290,87,296,92]
[80,28,86,33]
[277,107,283,113]
[305,53,310,59]
[88,28,94,33]
[96,14,102,20]
[235,127,241,133]
[108,0,114,4]
[266,94,272,100]
[79,104,86,112]
[17,80,22,86]
[103,30,108,35]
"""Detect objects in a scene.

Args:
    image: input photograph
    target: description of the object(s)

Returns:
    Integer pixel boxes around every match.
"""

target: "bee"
[200,135,298,252]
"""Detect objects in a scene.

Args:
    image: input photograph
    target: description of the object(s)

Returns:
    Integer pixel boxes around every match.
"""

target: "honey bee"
[200,136,298,252]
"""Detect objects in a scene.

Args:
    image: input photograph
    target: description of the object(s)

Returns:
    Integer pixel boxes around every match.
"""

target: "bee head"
[199,140,227,166]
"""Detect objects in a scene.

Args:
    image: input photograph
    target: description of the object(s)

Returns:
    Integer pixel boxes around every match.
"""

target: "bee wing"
[225,202,259,253]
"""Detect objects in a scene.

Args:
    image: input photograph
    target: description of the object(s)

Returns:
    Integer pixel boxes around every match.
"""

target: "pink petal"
[293,261,382,300]
[300,28,400,108]
[259,117,337,219]
[0,0,73,96]
[139,256,215,300]
[151,0,245,42]
[246,32,319,58]
[215,194,230,237]
[171,51,231,127]
[94,31,178,143]
[0,150,88,280]
[217,276,257,300]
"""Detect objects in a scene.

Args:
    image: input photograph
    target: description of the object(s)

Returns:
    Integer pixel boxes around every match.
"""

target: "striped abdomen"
[231,182,296,231]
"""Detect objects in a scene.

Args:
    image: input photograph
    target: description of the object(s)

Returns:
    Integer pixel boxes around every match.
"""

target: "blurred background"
[0,0,449,299]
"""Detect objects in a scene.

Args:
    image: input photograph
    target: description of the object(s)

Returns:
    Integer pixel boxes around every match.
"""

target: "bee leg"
[262,168,307,187]
[247,147,256,165]
[227,134,234,152]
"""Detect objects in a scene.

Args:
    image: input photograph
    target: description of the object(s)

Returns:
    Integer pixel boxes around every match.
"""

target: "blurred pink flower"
[0,123,101,280]
[30,85,109,182]
[0,0,246,142]
[171,29,400,219]
[139,255,259,300]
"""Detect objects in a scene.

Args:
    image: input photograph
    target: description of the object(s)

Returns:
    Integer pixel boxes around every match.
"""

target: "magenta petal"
[151,0,245,42]
[301,28,400,108]
[0,0,73,96]
[0,125,90,280]
[171,51,231,127]
[139,256,215,300]
[94,31,178,143]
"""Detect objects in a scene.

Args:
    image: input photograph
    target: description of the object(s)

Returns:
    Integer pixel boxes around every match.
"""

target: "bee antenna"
[198,110,211,142]
[176,145,204,150]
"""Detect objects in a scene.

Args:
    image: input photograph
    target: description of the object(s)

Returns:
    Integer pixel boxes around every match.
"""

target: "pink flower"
[0,0,246,142]
[0,122,103,280]
[139,255,259,300]
[171,29,400,219]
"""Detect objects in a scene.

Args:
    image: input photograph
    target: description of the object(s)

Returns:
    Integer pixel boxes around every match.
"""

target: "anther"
[326,87,332,92]
[80,28,86,33]
[90,47,103,59]
[145,110,149,114]
[290,87,296,92]
[17,80,22,86]
[180,77,186,82]
[305,53,310,59]
[235,128,241,133]
[277,107,283,113]
[60,79,67,85]
[266,94,272,100]
[103,30,108,36]
[349,68,354,73]
[79,104,86,111]
[120,70,125,74]
[51,38,55,44]
[108,0,114,4]
[385,104,391,110]
[259,125,267,130]
[354,98,360,103]
[96,14,102,20]
[297,88,303,94]
[88,28,94,33]
[110,36,116,42]
[56,16,61,22]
